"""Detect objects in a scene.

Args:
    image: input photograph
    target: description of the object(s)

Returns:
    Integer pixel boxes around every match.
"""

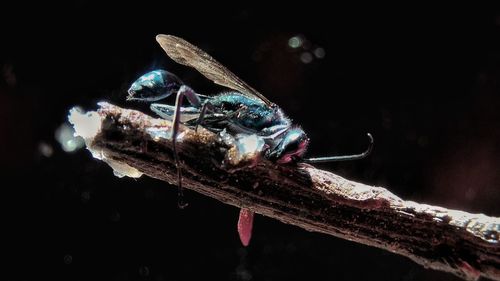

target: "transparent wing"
[156,34,273,106]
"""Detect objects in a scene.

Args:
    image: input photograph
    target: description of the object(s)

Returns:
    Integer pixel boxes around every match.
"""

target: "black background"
[1,3,500,281]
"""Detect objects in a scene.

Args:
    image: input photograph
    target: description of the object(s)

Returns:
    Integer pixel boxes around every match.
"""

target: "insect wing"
[156,34,273,106]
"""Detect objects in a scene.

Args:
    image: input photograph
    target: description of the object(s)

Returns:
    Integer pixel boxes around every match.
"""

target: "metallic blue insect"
[127,35,373,246]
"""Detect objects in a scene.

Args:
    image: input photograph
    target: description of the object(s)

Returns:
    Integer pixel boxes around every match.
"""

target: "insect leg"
[171,85,203,209]
[303,133,374,163]
[151,103,201,122]
[194,102,216,132]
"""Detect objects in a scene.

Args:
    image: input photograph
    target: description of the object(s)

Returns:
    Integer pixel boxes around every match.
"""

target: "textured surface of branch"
[70,103,500,281]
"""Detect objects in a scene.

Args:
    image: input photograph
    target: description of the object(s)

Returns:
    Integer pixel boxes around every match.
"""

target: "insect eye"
[281,129,308,153]
[284,138,300,152]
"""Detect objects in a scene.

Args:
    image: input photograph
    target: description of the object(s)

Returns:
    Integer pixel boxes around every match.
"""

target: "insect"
[127,35,373,246]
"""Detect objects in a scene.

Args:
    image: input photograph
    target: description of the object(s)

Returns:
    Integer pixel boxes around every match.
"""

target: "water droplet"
[300,52,313,64]
[2,64,17,87]
[417,136,429,147]
[313,47,326,59]
[139,265,150,277]
[81,191,91,203]
[38,141,54,157]
[55,123,85,153]
[237,247,248,258]
[465,188,476,200]
[64,254,72,265]
[236,268,252,281]
[288,36,303,48]
[109,210,121,222]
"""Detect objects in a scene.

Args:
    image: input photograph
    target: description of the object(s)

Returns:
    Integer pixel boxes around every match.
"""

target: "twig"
[69,102,500,281]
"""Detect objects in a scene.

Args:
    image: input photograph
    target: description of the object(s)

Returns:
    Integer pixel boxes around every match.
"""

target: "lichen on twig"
[69,102,500,281]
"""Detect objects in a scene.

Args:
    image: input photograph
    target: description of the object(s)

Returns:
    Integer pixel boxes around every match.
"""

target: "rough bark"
[70,103,500,281]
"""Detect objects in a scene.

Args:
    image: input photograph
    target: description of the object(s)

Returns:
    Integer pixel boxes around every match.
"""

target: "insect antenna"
[303,133,374,163]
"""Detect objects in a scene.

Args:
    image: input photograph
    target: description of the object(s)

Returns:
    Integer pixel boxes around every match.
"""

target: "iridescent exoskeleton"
[127,35,373,246]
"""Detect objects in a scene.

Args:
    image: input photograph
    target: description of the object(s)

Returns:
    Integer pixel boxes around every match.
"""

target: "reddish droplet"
[459,260,480,281]
[237,208,254,247]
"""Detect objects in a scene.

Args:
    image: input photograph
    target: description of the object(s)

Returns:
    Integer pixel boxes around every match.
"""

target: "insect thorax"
[211,92,290,130]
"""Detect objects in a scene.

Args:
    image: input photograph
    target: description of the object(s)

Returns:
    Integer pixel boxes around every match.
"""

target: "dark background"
[1,3,499,281]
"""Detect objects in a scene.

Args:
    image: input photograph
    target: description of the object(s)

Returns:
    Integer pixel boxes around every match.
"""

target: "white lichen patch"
[68,105,143,179]
[145,127,186,142]
[146,127,173,141]
[68,107,102,142]
[236,134,265,156]
[222,131,266,168]
[106,159,144,178]
[402,201,500,243]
